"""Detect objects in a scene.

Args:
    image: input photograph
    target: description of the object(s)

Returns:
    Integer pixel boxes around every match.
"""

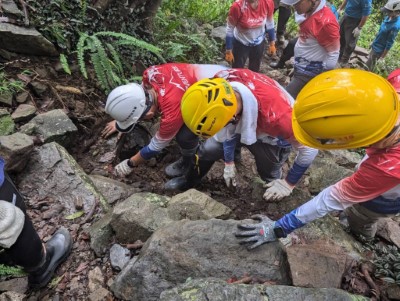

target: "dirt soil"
[2,51,385,300]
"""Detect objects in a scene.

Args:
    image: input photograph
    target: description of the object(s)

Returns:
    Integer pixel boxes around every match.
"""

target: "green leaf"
[65,211,84,220]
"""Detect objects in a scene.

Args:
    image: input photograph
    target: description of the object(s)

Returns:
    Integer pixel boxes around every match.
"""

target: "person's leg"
[277,5,291,39]
[270,37,297,69]
[165,137,224,190]
[232,39,250,68]
[248,40,266,72]
[285,71,314,99]
[340,17,361,64]
[0,173,43,269]
[165,124,199,177]
[0,173,72,289]
[345,204,394,239]
[245,141,291,182]
[366,49,381,71]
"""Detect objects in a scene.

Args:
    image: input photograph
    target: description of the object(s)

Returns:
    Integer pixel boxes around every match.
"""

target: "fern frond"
[106,43,124,75]
[77,32,89,78]
[96,31,162,55]
[59,54,71,75]
[90,51,109,91]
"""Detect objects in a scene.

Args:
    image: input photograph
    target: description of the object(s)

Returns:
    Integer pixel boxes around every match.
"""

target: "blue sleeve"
[285,162,310,185]
[266,28,276,42]
[226,35,234,50]
[275,209,306,235]
[385,28,399,50]
[139,145,161,160]
[362,0,372,16]
[223,136,238,163]
[329,4,339,20]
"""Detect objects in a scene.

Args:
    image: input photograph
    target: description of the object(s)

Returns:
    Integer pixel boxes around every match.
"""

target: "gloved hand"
[223,163,237,187]
[263,179,294,201]
[115,159,134,177]
[352,27,362,38]
[267,43,276,56]
[225,50,234,64]
[235,214,277,250]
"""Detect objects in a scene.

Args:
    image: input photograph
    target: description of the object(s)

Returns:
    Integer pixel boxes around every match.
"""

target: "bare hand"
[102,121,117,138]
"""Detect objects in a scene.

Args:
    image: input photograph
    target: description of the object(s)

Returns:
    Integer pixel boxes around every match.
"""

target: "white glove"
[115,159,134,177]
[263,179,294,201]
[223,163,237,187]
[352,27,361,38]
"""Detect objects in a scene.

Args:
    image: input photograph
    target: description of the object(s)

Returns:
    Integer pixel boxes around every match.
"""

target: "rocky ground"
[0,48,391,301]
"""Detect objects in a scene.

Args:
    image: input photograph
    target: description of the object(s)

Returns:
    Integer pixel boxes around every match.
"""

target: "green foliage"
[59,54,71,75]
[0,69,25,95]
[65,31,163,92]
[28,0,90,50]
[160,0,231,25]
[153,6,222,63]
[0,264,26,277]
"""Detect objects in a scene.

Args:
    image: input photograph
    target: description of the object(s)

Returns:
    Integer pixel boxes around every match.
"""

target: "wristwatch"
[273,226,287,238]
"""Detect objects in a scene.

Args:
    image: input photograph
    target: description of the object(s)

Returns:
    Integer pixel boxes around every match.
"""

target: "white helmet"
[105,83,151,132]
[383,0,400,12]
[280,0,302,6]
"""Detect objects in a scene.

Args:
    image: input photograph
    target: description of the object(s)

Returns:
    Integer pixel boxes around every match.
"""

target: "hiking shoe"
[165,157,190,177]
[28,227,72,289]
[164,176,189,191]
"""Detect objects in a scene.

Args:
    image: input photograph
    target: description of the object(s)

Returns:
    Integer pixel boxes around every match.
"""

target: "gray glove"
[115,159,134,177]
[235,214,277,250]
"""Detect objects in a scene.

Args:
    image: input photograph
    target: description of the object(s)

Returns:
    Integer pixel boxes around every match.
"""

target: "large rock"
[88,212,114,257]
[167,189,233,220]
[160,278,369,301]
[111,192,172,243]
[111,219,290,301]
[0,132,34,172]
[19,109,78,147]
[0,23,58,56]
[90,174,140,205]
[18,142,109,214]
[286,243,347,288]
[307,156,353,195]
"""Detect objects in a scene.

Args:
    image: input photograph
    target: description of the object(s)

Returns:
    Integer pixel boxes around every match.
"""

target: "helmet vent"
[207,90,213,103]
[222,98,234,106]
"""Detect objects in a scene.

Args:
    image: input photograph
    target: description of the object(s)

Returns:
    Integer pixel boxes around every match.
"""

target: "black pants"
[279,37,298,64]
[276,6,292,36]
[232,38,266,72]
[0,173,43,270]
[176,124,200,151]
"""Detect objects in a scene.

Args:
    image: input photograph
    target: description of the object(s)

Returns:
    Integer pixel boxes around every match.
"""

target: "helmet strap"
[141,90,154,118]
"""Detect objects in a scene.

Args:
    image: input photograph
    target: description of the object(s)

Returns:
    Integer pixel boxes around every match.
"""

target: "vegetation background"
[1,0,398,94]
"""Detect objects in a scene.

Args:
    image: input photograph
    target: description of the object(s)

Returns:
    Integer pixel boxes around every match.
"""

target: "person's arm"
[317,22,340,69]
[338,0,347,12]
[382,28,400,58]
[226,3,240,55]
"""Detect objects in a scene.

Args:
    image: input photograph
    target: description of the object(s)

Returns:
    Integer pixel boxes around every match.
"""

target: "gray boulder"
[111,219,290,301]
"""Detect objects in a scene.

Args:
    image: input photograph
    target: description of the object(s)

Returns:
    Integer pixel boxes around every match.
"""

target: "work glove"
[115,159,134,177]
[352,27,362,38]
[267,43,276,56]
[263,179,293,201]
[223,163,237,188]
[225,50,234,64]
[235,214,277,250]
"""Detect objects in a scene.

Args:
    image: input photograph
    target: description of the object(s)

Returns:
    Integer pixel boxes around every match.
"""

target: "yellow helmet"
[181,78,237,137]
[292,69,399,150]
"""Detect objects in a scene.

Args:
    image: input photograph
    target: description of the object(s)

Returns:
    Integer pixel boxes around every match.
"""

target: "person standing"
[281,0,340,99]
[225,0,276,72]
[338,0,372,66]
[366,0,400,71]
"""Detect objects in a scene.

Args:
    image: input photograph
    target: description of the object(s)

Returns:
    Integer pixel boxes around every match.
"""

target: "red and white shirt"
[227,0,275,46]
[294,0,340,76]
[142,64,227,152]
